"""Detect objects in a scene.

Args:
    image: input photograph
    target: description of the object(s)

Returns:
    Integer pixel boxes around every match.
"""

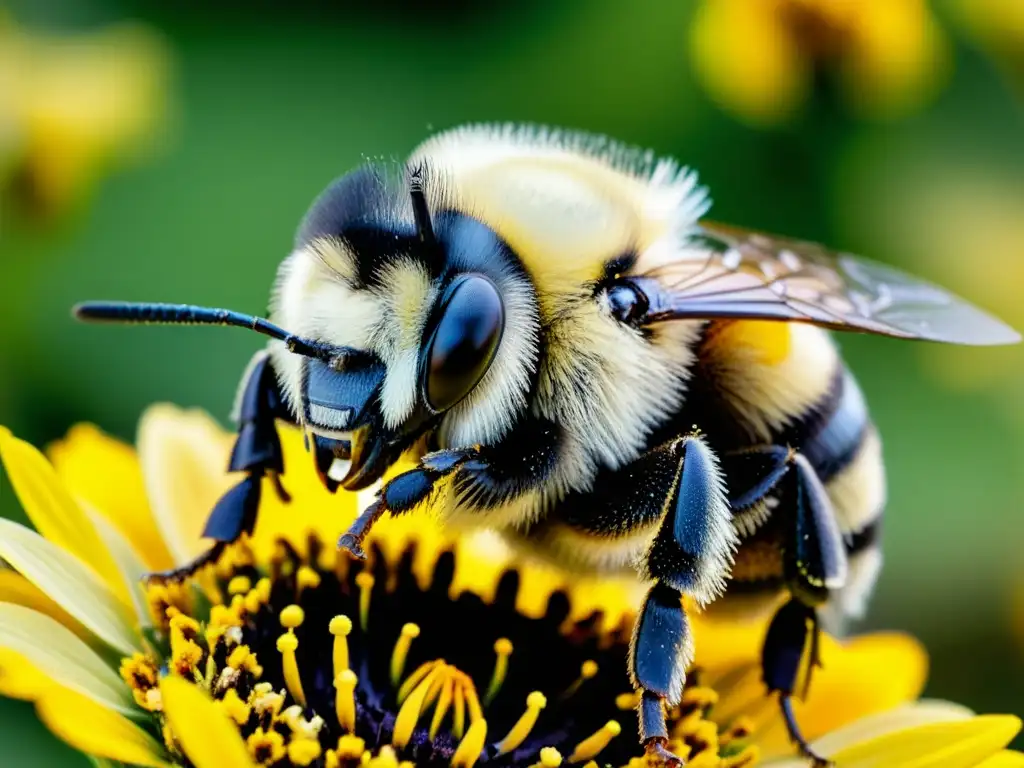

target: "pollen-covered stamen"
[561,660,598,700]
[391,622,421,687]
[484,637,513,706]
[496,691,547,754]
[356,571,374,630]
[329,614,353,675]
[567,720,622,763]
[530,747,563,768]
[277,604,307,707]
[335,670,358,732]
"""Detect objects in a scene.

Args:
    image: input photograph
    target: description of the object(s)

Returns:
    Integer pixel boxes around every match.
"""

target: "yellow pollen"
[288,738,322,766]
[369,745,401,768]
[297,565,321,592]
[277,632,307,707]
[568,720,621,763]
[335,670,358,732]
[390,623,421,688]
[247,728,286,763]
[496,691,547,754]
[450,718,487,768]
[483,638,513,706]
[562,660,598,700]
[227,575,252,595]
[335,734,367,760]
[429,675,456,741]
[280,604,306,629]
[355,572,374,630]
[219,687,250,725]
[615,691,642,710]
[330,614,353,676]
[531,747,563,768]
[397,660,439,705]
[392,663,447,749]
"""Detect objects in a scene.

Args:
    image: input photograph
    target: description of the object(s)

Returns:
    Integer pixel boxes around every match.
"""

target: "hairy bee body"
[77,124,1014,764]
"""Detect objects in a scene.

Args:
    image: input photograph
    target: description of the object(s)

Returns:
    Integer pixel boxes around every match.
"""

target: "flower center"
[128,535,759,767]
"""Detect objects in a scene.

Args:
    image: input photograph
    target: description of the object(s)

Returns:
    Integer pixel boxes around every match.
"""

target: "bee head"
[269,164,541,489]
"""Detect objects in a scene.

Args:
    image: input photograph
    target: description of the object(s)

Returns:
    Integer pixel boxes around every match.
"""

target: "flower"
[0,405,1020,766]
[0,15,171,227]
[687,0,950,125]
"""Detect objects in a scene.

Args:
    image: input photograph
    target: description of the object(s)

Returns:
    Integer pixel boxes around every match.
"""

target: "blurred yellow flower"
[688,0,951,125]
[949,0,1024,86]
[0,406,1019,766]
[0,16,171,225]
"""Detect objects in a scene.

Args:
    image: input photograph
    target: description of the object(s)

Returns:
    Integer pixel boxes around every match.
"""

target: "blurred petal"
[0,648,48,700]
[0,428,130,603]
[48,423,173,570]
[812,700,975,755]
[0,604,134,714]
[137,405,234,564]
[36,685,168,767]
[689,0,807,124]
[830,714,1021,768]
[0,518,139,655]
[0,568,89,641]
[977,752,1024,768]
[160,675,257,768]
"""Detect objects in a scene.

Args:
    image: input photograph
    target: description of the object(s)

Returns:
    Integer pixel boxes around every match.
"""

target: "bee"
[75,124,1019,765]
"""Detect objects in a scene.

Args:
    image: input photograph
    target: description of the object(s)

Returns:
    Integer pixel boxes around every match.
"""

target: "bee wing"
[633,222,1020,346]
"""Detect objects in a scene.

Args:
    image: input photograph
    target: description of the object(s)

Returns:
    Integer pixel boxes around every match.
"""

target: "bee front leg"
[632,434,737,766]
[148,351,291,583]
[760,453,847,767]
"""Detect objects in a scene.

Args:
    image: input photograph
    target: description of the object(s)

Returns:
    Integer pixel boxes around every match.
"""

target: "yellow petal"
[0,647,49,700]
[977,752,1024,768]
[36,684,168,767]
[811,700,975,756]
[0,519,139,655]
[0,429,130,604]
[753,632,927,758]
[48,423,173,571]
[689,0,808,125]
[86,505,151,627]
[137,405,234,564]
[0,568,90,641]
[160,675,258,768]
[831,714,1021,768]
[0,604,134,714]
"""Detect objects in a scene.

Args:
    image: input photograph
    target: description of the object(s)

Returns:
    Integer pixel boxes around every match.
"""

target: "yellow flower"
[688,0,950,125]
[0,15,171,224]
[0,405,1020,766]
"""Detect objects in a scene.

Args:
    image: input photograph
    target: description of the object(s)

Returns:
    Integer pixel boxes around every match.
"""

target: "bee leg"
[631,434,736,766]
[761,453,848,766]
[146,352,290,584]
[339,416,560,558]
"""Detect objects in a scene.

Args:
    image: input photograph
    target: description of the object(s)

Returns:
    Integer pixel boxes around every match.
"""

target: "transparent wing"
[633,222,1020,346]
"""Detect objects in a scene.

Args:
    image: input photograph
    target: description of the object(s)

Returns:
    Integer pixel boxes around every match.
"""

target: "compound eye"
[606,282,648,324]
[423,274,504,412]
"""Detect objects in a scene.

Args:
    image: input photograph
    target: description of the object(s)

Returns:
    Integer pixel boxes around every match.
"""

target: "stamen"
[530,747,563,768]
[297,565,321,593]
[567,720,621,763]
[227,575,251,595]
[397,660,439,705]
[390,623,421,688]
[356,572,374,631]
[392,663,447,749]
[561,660,598,700]
[288,738,322,766]
[483,638,513,706]
[450,717,487,768]
[463,675,484,725]
[329,615,353,676]
[496,691,547,754]
[615,691,642,711]
[452,675,467,739]
[428,675,456,740]
[277,604,307,707]
[335,670,358,732]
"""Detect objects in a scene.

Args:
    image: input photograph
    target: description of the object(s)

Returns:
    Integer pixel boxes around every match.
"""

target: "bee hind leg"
[146,352,289,584]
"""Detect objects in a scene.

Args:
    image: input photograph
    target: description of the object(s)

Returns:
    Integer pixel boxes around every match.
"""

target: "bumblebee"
[75,124,1019,765]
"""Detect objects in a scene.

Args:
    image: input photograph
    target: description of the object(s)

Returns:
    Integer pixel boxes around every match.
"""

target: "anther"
[288,738,322,766]
[335,669,358,732]
[330,615,353,677]
[280,604,305,629]
[561,660,598,700]
[297,565,321,593]
[392,664,446,750]
[530,747,563,768]
[355,572,374,631]
[390,623,421,688]
[615,691,642,710]
[227,575,251,595]
[568,721,621,763]
[484,638,513,706]
[496,691,547,754]
[450,718,488,768]
[277,633,307,707]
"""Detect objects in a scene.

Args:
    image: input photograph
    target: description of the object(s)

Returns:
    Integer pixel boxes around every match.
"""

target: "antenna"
[73,301,333,360]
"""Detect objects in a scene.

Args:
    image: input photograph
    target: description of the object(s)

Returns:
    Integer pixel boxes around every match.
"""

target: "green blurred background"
[1,0,1022,764]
